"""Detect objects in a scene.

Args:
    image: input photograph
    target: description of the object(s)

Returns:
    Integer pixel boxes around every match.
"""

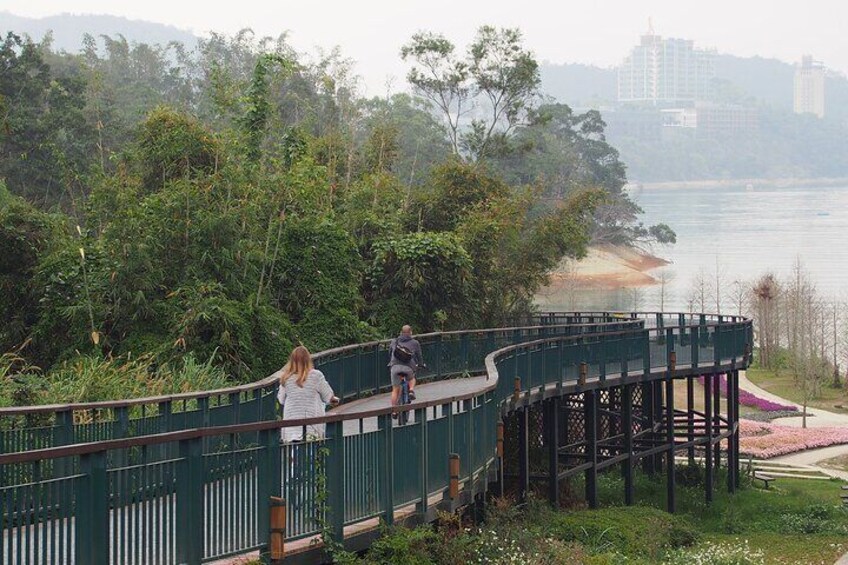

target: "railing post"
[177,436,204,564]
[270,497,286,562]
[417,407,429,515]
[449,453,460,499]
[434,335,443,378]
[460,333,470,371]
[76,450,108,565]
[54,409,74,477]
[379,414,394,526]
[259,427,282,561]
[326,421,346,545]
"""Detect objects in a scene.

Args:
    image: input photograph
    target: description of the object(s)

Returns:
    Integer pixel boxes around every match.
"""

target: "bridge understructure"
[0,313,751,565]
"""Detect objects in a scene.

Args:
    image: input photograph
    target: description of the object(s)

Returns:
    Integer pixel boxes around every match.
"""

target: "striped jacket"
[274,369,335,443]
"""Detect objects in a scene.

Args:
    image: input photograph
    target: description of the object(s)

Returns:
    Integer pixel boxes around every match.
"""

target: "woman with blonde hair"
[275,345,339,442]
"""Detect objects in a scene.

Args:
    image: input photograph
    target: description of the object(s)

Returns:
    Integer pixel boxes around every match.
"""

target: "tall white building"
[618,26,715,105]
[794,55,825,118]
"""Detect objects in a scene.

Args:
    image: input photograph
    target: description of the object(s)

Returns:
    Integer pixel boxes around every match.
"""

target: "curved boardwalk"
[0,313,752,564]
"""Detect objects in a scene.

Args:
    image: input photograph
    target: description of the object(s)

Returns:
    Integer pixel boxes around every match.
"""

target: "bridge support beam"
[726,367,739,494]
[545,397,561,506]
[713,371,721,475]
[704,374,714,503]
[686,376,695,465]
[518,407,530,502]
[733,368,742,490]
[665,376,676,514]
[584,390,598,509]
[622,384,634,505]
[640,382,654,475]
[653,380,664,475]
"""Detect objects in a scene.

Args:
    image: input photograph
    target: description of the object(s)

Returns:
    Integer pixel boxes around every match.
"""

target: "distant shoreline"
[634,177,848,191]
[544,244,668,290]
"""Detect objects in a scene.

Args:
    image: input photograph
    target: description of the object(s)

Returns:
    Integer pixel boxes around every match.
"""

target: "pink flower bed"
[737,418,848,458]
[698,374,797,412]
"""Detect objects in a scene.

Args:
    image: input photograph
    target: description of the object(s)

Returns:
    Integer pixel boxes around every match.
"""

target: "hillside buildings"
[612,26,758,138]
[617,26,716,106]
[794,55,825,118]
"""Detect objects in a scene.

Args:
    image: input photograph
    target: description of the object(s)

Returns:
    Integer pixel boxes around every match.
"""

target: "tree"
[752,273,779,369]
[654,268,675,312]
[402,26,540,162]
[0,32,93,208]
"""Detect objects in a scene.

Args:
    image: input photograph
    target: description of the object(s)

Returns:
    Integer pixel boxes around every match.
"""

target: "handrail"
[0,312,752,565]
[0,314,630,416]
[0,311,745,416]
[0,319,751,465]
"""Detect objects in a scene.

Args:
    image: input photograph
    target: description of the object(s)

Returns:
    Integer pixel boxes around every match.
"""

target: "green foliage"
[0,32,93,206]
[0,183,63,351]
[266,217,365,350]
[42,352,231,404]
[367,231,472,332]
[0,27,642,404]
[136,106,220,191]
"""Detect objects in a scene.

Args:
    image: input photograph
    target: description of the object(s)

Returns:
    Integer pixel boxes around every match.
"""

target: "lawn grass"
[593,467,848,564]
[747,366,848,415]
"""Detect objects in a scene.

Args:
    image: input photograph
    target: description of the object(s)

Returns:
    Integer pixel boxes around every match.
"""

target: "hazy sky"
[5,1,847,95]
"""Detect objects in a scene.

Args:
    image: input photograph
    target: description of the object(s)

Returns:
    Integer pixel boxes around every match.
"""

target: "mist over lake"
[537,182,848,313]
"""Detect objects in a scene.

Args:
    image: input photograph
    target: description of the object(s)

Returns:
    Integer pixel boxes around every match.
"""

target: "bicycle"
[396,372,412,425]
[394,364,424,425]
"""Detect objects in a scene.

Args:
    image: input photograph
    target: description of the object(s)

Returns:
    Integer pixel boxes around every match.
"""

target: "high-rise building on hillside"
[794,55,825,118]
[617,24,715,105]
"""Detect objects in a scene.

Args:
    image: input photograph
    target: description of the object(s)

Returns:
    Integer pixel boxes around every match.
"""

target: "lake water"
[536,183,848,313]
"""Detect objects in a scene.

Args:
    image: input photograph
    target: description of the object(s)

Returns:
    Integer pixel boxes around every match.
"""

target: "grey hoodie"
[388,334,424,372]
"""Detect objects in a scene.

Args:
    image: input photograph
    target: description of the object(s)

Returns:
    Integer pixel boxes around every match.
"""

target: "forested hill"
[0,11,197,52]
[0,25,674,407]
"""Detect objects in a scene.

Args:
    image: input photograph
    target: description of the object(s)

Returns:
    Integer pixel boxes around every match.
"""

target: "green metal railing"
[0,313,752,564]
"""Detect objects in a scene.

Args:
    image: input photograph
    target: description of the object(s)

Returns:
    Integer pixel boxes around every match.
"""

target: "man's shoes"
[408,390,416,401]
[392,412,399,420]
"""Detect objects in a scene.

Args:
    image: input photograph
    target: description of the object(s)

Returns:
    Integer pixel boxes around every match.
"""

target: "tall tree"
[402,26,540,162]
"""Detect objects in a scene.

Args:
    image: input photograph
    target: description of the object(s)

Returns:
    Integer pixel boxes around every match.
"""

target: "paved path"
[333,375,491,435]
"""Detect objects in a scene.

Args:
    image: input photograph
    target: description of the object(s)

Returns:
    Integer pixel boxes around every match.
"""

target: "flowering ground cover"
[738,418,848,458]
[699,374,798,412]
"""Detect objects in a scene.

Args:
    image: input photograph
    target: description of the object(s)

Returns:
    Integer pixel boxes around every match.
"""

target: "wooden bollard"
[496,422,504,458]
[513,377,521,403]
[270,496,286,560]
[449,454,460,499]
[578,362,588,386]
[669,351,677,373]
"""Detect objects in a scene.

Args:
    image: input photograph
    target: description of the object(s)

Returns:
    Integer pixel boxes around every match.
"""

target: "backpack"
[392,342,414,364]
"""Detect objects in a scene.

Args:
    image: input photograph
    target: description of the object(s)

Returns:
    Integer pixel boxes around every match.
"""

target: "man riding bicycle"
[388,325,424,412]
